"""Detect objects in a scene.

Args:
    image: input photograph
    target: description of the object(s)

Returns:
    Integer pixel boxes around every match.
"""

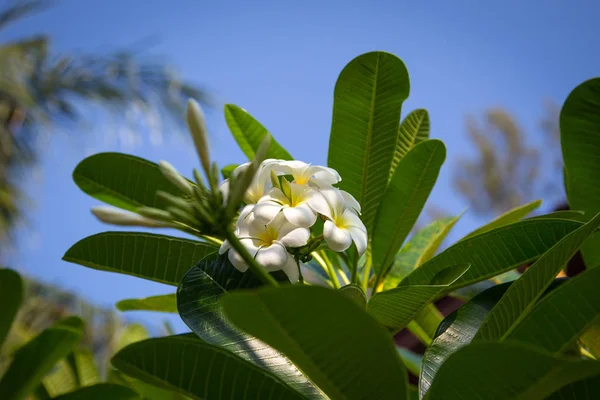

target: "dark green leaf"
[109,369,189,400]
[328,51,410,234]
[425,342,600,400]
[339,284,367,308]
[368,264,469,332]
[63,232,218,286]
[474,213,600,341]
[111,334,304,400]
[373,140,446,276]
[561,78,600,267]
[116,294,177,313]
[0,268,23,349]
[177,255,321,399]
[53,384,139,400]
[0,319,83,400]
[390,108,430,179]
[461,199,542,240]
[401,219,584,290]
[505,266,600,352]
[72,152,186,212]
[581,319,600,359]
[546,376,600,399]
[222,285,409,400]
[224,104,292,160]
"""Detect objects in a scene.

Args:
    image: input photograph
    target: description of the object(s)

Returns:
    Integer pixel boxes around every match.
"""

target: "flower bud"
[91,206,166,227]
[186,99,211,179]
[158,160,193,195]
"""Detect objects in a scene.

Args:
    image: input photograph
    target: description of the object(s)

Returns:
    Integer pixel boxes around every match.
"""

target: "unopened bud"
[158,161,193,195]
[186,99,211,180]
[137,207,173,222]
[91,206,167,227]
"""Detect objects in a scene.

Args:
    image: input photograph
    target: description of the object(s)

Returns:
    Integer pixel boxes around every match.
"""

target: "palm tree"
[0,0,209,246]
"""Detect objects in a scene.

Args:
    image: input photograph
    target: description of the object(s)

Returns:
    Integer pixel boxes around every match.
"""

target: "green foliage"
[561,78,600,267]
[112,334,304,400]
[116,294,177,313]
[0,268,22,348]
[222,285,408,400]
[338,284,367,308]
[52,384,139,400]
[391,109,430,179]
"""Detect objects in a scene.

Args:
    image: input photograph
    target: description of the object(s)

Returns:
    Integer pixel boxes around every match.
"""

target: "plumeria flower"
[271,160,341,186]
[253,182,330,228]
[319,187,367,255]
[218,159,278,204]
[219,212,309,282]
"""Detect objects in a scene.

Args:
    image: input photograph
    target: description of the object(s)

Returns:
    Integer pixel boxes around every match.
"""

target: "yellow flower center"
[257,226,278,245]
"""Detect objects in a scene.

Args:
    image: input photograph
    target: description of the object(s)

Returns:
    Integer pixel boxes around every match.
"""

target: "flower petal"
[281,256,300,283]
[348,227,368,256]
[219,240,232,255]
[342,209,366,230]
[306,190,332,219]
[323,220,352,252]
[255,243,289,271]
[278,227,310,248]
[228,249,249,272]
[253,202,283,224]
[341,190,361,213]
[310,166,341,184]
[282,204,317,228]
[319,186,346,218]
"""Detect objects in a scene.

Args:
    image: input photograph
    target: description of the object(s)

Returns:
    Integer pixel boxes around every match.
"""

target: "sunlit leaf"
[63,232,218,286]
[115,324,149,353]
[390,108,430,179]
[116,294,177,313]
[222,285,409,400]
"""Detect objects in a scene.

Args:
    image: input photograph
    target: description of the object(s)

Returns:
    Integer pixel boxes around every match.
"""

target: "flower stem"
[362,255,372,292]
[295,257,304,284]
[225,227,279,287]
[313,251,341,289]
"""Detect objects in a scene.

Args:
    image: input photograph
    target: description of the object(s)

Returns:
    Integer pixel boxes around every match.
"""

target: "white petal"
[255,243,289,271]
[228,249,249,272]
[342,209,366,230]
[232,162,250,179]
[278,227,310,248]
[341,190,361,213]
[282,204,317,228]
[306,190,332,219]
[258,187,288,205]
[319,186,346,218]
[219,240,232,255]
[348,227,368,256]
[281,256,300,283]
[218,179,230,204]
[253,202,283,224]
[310,166,341,184]
[323,220,352,252]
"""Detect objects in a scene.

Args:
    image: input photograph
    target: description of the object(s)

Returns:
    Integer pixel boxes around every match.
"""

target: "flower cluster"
[219,159,367,282]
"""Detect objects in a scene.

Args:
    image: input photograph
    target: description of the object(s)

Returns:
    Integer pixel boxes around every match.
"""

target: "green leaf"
[339,284,367,308]
[177,255,321,399]
[53,384,139,400]
[368,264,469,332]
[461,199,542,240]
[474,212,600,341]
[109,369,189,400]
[505,265,600,353]
[382,213,462,290]
[42,360,78,397]
[420,281,511,398]
[222,285,409,400]
[561,78,600,268]
[115,324,149,353]
[581,319,600,359]
[224,104,292,160]
[328,51,410,234]
[72,152,186,212]
[425,342,600,400]
[373,140,446,276]
[220,164,238,180]
[111,334,304,400]
[400,218,584,290]
[70,350,99,387]
[63,232,218,286]
[0,268,23,349]
[0,318,83,400]
[546,376,600,399]
[526,210,587,222]
[116,294,177,313]
[390,109,430,179]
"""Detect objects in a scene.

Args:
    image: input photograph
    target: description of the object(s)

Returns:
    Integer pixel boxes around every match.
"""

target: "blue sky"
[5,0,600,331]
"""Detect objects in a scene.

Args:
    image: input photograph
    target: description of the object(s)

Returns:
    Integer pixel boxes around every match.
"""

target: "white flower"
[219,212,309,282]
[218,159,278,204]
[319,187,367,255]
[270,160,341,186]
[91,206,167,227]
[253,182,330,228]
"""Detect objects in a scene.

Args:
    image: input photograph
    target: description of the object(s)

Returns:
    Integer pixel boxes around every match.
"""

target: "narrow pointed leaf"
[70,349,99,387]
[222,285,409,400]
[177,255,322,399]
[328,51,410,234]
[224,104,292,160]
[112,334,304,400]
[561,78,600,267]
[461,199,542,240]
[53,384,139,400]
[383,213,462,290]
[373,140,446,276]
[426,342,600,400]
[116,294,177,313]
[0,319,83,400]
[73,152,187,211]
[505,266,600,352]
[390,108,430,179]
[474,213,600,341]
[0,268,23,349]
[63,232,218,286]
[368,264,469,332]
[400,219,584,290]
